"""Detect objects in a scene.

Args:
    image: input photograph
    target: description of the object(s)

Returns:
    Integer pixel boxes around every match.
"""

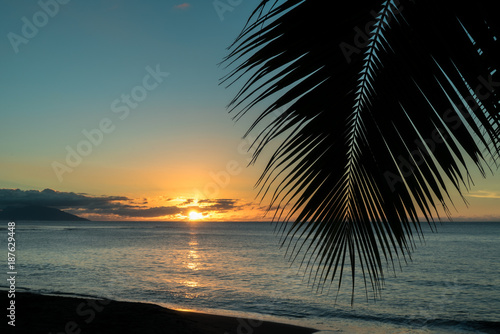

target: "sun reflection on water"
[183,280,199,288]
[183,231,200,294]
[186,234,200,271]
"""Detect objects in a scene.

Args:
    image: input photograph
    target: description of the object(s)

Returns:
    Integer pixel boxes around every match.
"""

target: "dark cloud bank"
[0,188,240,219]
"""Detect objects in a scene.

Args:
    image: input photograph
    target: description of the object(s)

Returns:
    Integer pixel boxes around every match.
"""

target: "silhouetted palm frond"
[223,0,500,301]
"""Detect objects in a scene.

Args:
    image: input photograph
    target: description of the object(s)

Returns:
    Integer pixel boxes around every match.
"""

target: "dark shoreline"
[3,291,319,333]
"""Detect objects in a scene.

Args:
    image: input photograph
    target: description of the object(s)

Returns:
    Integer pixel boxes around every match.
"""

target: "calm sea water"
[1,220,499,333]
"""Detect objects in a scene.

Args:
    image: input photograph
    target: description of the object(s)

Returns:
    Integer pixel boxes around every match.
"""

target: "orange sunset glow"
[1,0,499,225]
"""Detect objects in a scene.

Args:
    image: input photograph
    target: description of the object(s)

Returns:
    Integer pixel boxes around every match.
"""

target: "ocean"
[1,220,499,333]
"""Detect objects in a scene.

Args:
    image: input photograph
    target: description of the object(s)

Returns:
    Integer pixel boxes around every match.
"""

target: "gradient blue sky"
[1,0,499,221]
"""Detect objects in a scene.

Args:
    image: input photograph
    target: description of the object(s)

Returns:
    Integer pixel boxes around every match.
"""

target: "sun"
[188,211,204,220]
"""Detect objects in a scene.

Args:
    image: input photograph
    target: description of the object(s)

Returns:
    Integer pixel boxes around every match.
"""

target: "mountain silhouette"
[0,205,89,221]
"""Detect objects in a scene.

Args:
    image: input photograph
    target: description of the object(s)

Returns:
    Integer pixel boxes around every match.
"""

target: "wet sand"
[4,291,319,333]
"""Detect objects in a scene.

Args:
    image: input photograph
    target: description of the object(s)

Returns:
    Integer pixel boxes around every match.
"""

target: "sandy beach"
[4,291,318,334]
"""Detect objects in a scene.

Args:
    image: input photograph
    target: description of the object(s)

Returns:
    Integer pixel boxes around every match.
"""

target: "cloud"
[0,188,127,209]
[198,199,240,211]
[173,3,191,10]
[180,198,195,205]
[0,188,244,220]
[467,190,500,199]
[102,206,185,218]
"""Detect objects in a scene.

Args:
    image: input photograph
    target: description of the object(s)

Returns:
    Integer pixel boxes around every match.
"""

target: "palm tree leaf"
[223,0,500,301]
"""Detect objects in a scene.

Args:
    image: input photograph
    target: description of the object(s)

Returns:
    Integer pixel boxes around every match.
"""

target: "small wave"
[2,287,111,301]
[335,312,500,333]
[40,290,111,300]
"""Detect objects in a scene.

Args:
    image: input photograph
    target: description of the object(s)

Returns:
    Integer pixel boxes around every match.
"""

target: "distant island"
[0,205,89,221]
